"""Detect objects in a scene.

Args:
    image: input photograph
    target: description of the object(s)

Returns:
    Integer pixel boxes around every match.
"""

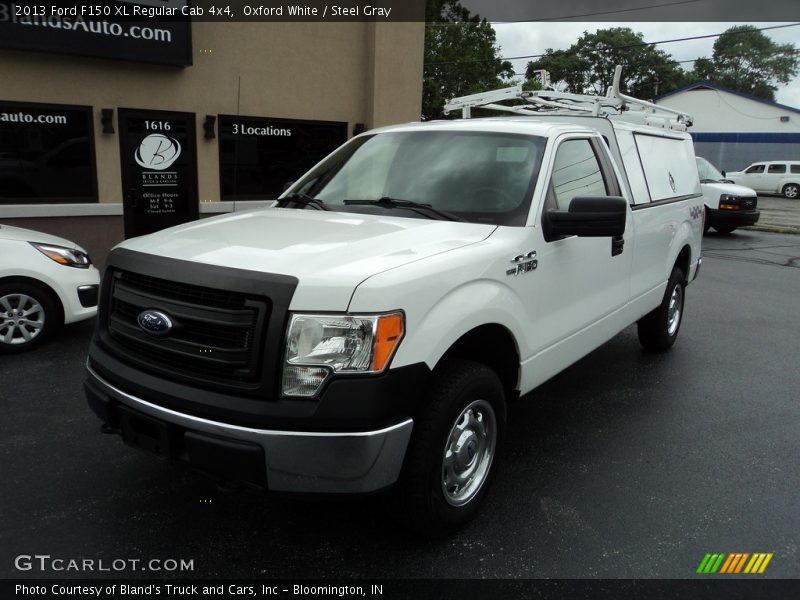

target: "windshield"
[696,157,725,181]
[287,130,546,226]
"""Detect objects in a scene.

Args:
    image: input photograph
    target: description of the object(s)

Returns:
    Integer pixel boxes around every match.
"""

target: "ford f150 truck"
[86,72,703,535]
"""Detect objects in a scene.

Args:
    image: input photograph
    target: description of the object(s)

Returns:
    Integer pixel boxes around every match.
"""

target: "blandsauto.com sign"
[0,0,192,66]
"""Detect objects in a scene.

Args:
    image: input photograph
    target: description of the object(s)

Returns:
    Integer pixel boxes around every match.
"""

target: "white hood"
[0,224,86,251]
[117,207,497,310]
[702,181,756,197]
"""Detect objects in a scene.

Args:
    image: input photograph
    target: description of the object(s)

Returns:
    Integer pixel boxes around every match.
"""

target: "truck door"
[524,135,633,381]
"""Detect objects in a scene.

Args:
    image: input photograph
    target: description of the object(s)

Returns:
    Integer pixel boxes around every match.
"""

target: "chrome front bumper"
[86,364,413,494]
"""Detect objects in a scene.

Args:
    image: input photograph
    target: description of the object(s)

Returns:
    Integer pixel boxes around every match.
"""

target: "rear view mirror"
[545,196,627,238]
[282,180,295,192]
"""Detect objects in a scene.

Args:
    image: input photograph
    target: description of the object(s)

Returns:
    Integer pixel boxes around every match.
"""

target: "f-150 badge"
[507,251,538,276]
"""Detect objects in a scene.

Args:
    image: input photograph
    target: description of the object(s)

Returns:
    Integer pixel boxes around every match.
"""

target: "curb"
[743,224,800,235]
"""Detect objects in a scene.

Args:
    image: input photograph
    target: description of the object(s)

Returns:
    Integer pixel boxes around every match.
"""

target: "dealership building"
[0,3,424,263]
[656,81,800,172]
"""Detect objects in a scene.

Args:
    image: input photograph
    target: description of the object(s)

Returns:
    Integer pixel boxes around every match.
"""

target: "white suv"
[0,225,100,353]
[726,160,800,198]
[85,84,702,534]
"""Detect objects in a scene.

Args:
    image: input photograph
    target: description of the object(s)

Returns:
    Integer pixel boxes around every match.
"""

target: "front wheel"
[390,359,506,536]
[783,183,799,199]
[714,225,737,234]
[0,282,59,353]
[637,267,685,352]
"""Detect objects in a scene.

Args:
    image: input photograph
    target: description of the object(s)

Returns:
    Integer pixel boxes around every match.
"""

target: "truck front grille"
[106,269,269,389]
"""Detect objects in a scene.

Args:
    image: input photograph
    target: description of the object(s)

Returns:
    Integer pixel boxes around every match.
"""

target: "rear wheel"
[390,359,506,536]
[783,183,799,199]
[0,282,59,353]
[637,266,685,352]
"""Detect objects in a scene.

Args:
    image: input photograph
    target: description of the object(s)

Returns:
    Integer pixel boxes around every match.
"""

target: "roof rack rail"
[443,65,693,131]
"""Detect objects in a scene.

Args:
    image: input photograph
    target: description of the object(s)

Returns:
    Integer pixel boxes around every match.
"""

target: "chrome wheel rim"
[0,294,45,345]
[785,186,799,199]
[667,284,683,337]
[441,399,496,507]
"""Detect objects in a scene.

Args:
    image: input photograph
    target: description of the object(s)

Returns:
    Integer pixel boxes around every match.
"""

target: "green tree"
[423,0,513,120]
[691,25,798,101]
[526,27,687,99]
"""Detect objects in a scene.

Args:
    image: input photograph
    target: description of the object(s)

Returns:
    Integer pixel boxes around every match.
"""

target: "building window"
[218,115,347,200]
[0,101,97,204]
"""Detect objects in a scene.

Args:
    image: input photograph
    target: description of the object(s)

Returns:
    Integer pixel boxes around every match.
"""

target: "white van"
[85,72,703,535]
[696,157,759,234]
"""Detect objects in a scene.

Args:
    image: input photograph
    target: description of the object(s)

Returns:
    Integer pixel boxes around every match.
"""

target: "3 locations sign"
[218,115,348,199]
[0,1,192,66]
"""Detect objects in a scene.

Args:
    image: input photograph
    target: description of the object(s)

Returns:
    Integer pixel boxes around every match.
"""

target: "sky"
[490,22,800,107]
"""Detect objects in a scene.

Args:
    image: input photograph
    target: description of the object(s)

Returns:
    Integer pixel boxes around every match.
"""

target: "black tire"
[637,267,685,352]
[390,358,506,537]
[0,281,60,354]
[713,225,737,234]
[782,183,799,199]
[703,207,711,234]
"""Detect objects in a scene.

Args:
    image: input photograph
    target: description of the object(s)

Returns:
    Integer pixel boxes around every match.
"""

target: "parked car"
[85,82,702,535]
[0,225,100,353]
[696,157,759,234]
[725,160,800,198]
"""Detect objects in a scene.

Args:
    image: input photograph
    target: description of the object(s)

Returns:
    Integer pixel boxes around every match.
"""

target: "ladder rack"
[443,66,693,131]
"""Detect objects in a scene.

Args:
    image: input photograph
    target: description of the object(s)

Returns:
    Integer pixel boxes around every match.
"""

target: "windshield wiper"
[343,197,464,222]
[277,193,330,211]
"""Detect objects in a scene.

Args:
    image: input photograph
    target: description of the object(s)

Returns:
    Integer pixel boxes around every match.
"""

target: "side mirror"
[721,170,726,177]
[545,196,627,238]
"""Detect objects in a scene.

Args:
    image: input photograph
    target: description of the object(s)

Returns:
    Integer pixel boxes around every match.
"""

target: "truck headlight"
[282,312,404,398]
[718,194,741,211]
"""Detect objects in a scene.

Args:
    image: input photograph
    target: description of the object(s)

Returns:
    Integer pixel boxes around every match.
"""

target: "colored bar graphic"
[698,552,773,574]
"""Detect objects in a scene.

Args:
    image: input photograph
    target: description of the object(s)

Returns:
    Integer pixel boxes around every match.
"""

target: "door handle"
[611,235,624,257]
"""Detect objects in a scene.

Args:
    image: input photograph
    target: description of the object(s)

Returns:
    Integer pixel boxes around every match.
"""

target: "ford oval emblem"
[137,310,173,336]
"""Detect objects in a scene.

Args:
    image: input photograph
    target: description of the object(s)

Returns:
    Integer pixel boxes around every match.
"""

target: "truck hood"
[116,208,497,310]
[702,181,756,197]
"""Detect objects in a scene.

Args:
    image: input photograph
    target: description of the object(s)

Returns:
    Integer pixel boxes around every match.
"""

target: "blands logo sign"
[696,552,773,574]
[135,133,181,171]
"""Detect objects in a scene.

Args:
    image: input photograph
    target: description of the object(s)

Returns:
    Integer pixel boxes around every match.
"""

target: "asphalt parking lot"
[1,229,799,580]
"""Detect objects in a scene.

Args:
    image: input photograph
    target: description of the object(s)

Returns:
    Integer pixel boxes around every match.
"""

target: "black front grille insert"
[106,269,270,390]
[743,197,757,210]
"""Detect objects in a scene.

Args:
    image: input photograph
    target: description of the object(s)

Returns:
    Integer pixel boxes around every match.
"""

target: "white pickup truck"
[86,78,703,535]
